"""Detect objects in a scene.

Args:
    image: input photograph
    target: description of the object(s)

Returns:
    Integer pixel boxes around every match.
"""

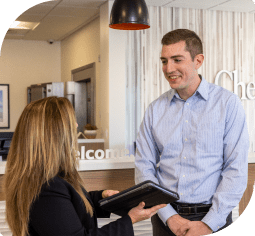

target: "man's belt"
[171,202,212,215]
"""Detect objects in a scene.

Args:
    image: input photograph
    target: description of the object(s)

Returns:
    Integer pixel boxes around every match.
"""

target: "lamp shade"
[109,0,150,30]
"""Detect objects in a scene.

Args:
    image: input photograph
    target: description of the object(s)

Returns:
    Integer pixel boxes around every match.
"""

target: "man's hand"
[167,214,191,236]
[178,221,213,236]
[167,215,213,236]
[102,190,119,198]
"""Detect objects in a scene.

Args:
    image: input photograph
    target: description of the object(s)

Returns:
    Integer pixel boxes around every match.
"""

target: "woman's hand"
[102,190,119,199]
[128,202,167,224]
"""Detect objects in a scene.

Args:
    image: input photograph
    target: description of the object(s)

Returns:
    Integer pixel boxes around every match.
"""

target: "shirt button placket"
[180,100,190,199]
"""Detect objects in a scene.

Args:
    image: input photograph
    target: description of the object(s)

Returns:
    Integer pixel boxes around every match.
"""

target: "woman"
[4,97,166,236]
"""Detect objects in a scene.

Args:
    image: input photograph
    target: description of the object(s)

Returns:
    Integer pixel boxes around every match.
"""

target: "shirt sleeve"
[135,105,178,224]
[201,95,249,232]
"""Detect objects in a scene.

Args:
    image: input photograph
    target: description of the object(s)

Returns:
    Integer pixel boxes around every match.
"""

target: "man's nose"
[164,61,175,74]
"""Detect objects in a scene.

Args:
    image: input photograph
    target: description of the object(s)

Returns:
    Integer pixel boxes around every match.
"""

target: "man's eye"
[174,59,181,63]
[161,60,167,65]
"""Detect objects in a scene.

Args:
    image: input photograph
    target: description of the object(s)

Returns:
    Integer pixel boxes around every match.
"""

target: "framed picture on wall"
[0,84,10,129]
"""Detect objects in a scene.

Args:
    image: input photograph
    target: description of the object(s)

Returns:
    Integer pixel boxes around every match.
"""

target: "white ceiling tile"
[5,28,30,40]
[19,4,54,16]
[209,0,255,12]
[145,0,174,7]
[23,15,93,41]
[5,34,26,39]
[16,15,45,22]
[48,5,99,17]
[145,0,255,12]
[5,0,255,41]
[60,0,107,8]
[164,0,232,9]
[39,0,61,6]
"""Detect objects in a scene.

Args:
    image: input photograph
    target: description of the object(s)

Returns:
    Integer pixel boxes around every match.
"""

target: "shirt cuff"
[201,209,227,232]
[157,204,178,225]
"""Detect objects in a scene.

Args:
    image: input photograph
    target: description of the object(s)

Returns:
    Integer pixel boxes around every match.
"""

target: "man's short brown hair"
[161,29,203,61]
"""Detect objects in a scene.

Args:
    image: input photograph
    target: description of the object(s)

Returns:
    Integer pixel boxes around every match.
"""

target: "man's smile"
[167,75,181,81]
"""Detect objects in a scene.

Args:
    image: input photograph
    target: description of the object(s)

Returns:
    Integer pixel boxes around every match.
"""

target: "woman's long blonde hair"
[4,97,93,236]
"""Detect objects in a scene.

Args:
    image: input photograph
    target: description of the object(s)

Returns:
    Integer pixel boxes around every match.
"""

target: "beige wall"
[61,17,100,83]
[0,4,127,151]
[0,39,61,131]
[61,16,103,138]
[100,2,110,148]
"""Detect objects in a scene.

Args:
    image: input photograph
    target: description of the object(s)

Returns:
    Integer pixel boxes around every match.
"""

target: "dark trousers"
[151,210,232,236]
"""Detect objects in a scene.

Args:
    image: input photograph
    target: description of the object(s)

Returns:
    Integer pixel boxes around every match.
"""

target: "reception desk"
[0,142,254,217]
[0,157,135,199]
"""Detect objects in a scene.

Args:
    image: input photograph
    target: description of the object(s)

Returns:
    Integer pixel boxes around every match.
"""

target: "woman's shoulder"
[39,175,74,198]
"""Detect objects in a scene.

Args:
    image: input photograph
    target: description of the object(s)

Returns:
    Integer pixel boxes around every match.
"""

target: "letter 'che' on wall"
[215,70,255,100]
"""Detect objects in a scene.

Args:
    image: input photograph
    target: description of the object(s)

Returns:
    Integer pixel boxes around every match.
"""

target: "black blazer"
[28,175,134,236]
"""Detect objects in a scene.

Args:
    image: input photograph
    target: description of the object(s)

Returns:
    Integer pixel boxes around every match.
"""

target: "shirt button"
[180,193,183,196]
[218,226,220,229]
[185,138,188,141]
[185,120,188,123]
[187,103,189,105]
[183,175,185,177]
[184,157,186,159]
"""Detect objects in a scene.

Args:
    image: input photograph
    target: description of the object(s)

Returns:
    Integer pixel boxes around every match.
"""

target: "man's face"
[160,41,203,95]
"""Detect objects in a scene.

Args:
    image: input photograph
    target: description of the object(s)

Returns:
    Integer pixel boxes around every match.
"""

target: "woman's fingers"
[146,204,167,217]
[149,204,167,213]
[128,203,167,224]
[102,190,119,198]
[137,202,146,209]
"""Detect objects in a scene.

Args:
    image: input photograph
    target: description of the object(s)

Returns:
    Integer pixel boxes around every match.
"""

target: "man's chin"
[169,83,180,89]
[169,83,187,92]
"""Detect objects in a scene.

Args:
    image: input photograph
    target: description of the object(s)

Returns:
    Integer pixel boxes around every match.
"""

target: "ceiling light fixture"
[252,0,255,4]
[109,0,150,30]
[10,21,40,30]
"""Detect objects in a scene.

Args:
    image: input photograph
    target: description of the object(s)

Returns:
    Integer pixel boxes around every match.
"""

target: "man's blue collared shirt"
[135,77,249,232]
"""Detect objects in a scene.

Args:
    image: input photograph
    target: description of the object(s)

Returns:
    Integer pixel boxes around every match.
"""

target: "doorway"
[71,62,96,133]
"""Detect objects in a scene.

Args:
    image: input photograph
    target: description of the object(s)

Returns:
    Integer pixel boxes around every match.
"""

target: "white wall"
[108,1,127,151]
[0,39,61,131]
[100,1,127,150]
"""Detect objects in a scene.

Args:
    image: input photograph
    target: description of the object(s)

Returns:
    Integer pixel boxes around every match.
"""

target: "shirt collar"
[196,75,209,101]
[167,75,209,102]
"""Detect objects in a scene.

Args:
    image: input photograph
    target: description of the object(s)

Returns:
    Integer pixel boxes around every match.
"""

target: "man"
[135,29,249,236]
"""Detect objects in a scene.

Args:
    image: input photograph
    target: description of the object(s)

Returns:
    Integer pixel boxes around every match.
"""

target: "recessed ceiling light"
[10,21,40,30]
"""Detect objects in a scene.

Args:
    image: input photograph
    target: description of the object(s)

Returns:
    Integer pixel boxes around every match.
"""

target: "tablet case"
[98,180,179,216]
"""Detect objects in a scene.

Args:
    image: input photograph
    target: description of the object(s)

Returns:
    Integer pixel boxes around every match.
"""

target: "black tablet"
[98,180,179,216]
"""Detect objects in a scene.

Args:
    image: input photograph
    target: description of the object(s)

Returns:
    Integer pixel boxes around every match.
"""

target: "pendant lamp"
[109,0,150,30]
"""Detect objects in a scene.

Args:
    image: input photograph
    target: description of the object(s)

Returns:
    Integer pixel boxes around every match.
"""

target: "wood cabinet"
[0,163,253,217]
[80,169,135,192]
[0,168,135,201]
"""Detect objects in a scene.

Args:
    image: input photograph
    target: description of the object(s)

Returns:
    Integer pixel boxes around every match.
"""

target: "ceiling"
[5,0,255,41]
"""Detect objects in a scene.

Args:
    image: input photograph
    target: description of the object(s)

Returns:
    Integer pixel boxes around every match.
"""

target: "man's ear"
[194,54,204,70]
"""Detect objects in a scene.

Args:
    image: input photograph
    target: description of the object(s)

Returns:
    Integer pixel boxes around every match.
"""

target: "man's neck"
[176,75,202,101]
